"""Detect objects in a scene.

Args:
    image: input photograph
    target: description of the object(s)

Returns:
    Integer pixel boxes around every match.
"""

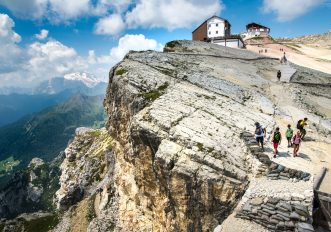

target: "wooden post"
[314,167,327,190]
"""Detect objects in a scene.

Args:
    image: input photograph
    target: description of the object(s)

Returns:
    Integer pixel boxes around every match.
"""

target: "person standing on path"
[272,127,282,158]
[297,118,308,139]
[277,70,281,81]
[255,122,266,152]
[292,131,302,157]
[285,124,294,147]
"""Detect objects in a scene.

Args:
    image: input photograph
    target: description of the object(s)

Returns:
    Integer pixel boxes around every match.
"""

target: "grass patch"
[157,82,169,91]
[141,82,169,101]
[165,41,180,48]
[88,130,102,138]
[115,68,127,76]
[197,143,204,152]
[142,91,162,101]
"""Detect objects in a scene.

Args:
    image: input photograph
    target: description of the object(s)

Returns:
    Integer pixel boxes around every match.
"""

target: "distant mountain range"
[0,72,107,95]
[0,72,107,126]
[33,72,107,95]
[0,94,106,187]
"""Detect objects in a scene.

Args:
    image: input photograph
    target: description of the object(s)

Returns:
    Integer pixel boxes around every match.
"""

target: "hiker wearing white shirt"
[254,122,266,152]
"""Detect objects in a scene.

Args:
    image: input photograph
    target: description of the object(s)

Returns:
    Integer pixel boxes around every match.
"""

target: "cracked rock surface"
[54,40,330,231]
[103,41,280,231]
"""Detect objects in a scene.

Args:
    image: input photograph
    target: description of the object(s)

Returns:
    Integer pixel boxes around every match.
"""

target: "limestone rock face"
[103,41,277,231]
[55,127,112,211]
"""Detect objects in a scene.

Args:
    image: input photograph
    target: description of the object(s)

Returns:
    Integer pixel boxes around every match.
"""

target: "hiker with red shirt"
[292,131,302,157]
[272,127,282,158]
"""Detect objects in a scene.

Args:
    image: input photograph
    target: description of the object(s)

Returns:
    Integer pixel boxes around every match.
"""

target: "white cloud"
[1,0,223,33]
[26,40,87,80]
[89,34,161,66]
[48,0,90,21]
[35,29,49,40]
[94,14,125,36]
[125,0,223,30]
[109,34,161,62]
[0,0,131,23]
[0,13,23,73]
[0,0,94,22]
[88,50,97,64]
[86,34,161,81]
[93,0,132,15]
[0,0,47,19]
[262,0,325,22]
[0,13,21,43]
[0,14,162,88]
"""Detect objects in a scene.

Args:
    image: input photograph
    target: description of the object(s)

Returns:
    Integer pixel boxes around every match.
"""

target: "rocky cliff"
[0,157,61,219]
[54,40,331,232]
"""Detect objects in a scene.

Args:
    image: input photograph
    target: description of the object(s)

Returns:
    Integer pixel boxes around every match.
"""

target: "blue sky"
[0,0,330,88]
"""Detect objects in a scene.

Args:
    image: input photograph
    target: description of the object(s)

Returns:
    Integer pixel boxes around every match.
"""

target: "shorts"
[300,128,306,134]
[286,137,292,141]
[273,142,279,149]
[256,136,264,144]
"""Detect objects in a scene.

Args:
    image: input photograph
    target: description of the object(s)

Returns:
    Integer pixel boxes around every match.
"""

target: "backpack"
[297,120,303,129]
[273,132,281,142]
[255,126,263,136]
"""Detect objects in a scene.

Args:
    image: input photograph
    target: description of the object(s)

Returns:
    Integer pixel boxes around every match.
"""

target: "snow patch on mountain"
[63,72,101,88]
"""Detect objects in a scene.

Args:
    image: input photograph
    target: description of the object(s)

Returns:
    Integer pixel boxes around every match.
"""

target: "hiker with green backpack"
[272,127,282,158]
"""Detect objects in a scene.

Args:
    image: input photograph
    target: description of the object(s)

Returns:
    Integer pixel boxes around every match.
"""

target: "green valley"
[0,94,106,187]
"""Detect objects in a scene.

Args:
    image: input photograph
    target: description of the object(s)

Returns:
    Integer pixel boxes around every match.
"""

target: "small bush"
[166,41,180,48]
[115,68,127,76]
[197,143,204,152]
[88,130,101,138]
[142,91,162,101]
[157,82,169,91]
[141,82,169,101]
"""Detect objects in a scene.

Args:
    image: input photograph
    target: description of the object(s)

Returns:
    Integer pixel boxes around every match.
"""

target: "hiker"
[265,49,267,53]
[272,127,282,158]
[292,131,302,157]
[255,122,266,151]
[297,118,308,139]
[285,124,294,147]
[277,70,281,81]
[280,53,287,64]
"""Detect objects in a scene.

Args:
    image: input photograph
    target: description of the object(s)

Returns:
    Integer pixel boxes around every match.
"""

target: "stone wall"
[241,132,311,181]
[236,196,314,232]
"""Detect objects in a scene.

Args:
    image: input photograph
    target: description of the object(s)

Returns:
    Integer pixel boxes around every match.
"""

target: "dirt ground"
[246,43,331,75]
